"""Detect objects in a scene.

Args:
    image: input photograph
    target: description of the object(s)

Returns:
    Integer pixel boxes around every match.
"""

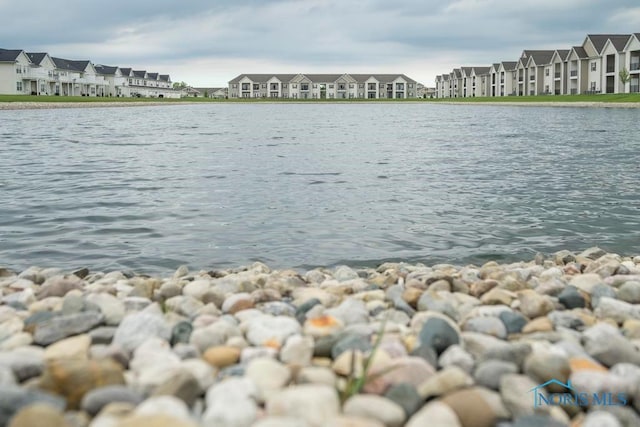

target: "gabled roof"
[228,74,298,84]
[132,70,146,78]
[585,34,631,54]
[94,65,118,75]
[522,50,555,66]
[609,35,632,51]
[0,48,24,62]
[570,46,588,59]
[472,66,490,75]
[119,67,132,76]
[349,74,417,84]
[26,52,47,65]
[159,74,171,82]
[52,57,90,72]
[555,49,570,61]
[301,74,343,82]
[452,68,461,78]
[501,61,517,70]
[147,72,158,80]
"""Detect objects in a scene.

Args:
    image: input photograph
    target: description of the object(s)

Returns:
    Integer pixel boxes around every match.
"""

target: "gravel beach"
[1,248,640,427]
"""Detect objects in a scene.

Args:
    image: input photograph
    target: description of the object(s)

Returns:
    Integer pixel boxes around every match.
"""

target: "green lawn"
[2,93,640,103]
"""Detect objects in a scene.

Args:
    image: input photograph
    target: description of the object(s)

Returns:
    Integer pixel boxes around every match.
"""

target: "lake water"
[1,103,640,274]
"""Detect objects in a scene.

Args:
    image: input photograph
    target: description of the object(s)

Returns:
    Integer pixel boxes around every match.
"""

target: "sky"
[1,0,639,87]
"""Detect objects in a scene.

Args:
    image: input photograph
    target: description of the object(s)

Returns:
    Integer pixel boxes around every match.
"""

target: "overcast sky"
[1,0,639,86]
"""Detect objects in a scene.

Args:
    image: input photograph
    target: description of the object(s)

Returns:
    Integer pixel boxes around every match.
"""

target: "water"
[1,103,640,273]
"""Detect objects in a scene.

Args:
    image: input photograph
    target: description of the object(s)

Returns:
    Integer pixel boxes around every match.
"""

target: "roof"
[609,35,632,51]
[119,67,132,75]
[570,46,588,59]
[472,66,490,75]
[555,49,570,61]
[147,72,158,79]
[522,50,555,65]
[0,48,23,62]
[94,65,118,75]
[501,61,517,70]
[229,73,417,85]
[159,74,171,82]
[348,74,417,84]
[26,52,47,65]
[586,34,631,54]
[132,70,146,78]
[52,57,90,72]
[228,74,298,84]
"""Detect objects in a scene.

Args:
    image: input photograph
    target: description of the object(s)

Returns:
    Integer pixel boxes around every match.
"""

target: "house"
[193,87,227,98]
[548,50,570,95]
[582,34,631,93]
[435,75,450,98]
[450,69,462,97]
[228,74,419,99]
[566,46,589,94]
[622,33,640,93]
[0,46,179,98]
[521,50,555,95]
[498,61,518,96]
[599,35,633,93]
[471,67,491,97]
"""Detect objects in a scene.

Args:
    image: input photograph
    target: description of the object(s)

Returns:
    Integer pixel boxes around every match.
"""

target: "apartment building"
[435,32,640,97]
[228,73,419,99]
[0,47,178,98]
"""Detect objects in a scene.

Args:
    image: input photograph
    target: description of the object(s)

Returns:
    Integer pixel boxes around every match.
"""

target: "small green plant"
[339,315,395,403]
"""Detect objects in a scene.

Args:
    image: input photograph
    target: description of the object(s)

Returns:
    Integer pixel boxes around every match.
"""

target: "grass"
[2,93,640,104]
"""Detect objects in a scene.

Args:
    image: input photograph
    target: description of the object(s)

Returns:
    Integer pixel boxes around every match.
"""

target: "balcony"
[555,72,561,78]
[570,70,578,78]
[631,62,640,72]
[530,75,535,81]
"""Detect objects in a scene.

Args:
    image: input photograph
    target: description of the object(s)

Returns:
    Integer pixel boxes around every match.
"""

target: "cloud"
[1,0,639,86]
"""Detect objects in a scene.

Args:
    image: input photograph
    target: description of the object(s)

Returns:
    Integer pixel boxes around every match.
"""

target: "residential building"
[435,32,640,96]
[228,74,419,99]
[0,47,178,98]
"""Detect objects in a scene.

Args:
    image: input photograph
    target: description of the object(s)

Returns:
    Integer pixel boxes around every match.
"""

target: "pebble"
[418,314,461,355]
[473,359,518,390]
[112,305,171,353]
[266,384,340,427]
[7,403,71,427]
[33,312,104,345]
[384,383,424,417]
[406,401,461,427]
[343,394,406,427]
[81,385,144,416]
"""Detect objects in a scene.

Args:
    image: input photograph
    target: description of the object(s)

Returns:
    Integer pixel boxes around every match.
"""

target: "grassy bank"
[427,93,640,103]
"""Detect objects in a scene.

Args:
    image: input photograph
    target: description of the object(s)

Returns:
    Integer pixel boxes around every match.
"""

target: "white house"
[622,33,640,93]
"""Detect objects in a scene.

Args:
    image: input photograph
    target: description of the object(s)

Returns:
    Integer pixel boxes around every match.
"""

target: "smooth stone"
[152,369,202,407]
[246,358,291,403]
[363,356,435,394]
[409,344,439,367]
[0,347,45,381]
[112,305,171,353]
[190,321,241,352]
[44,334,91,360]
[438,344,475,373]
[33,312,104,346]
[406,401,461,427]
[0,366,16,385]
[480,288,516,305]
[500,374,543,418]
[0,332,33,351]
[522,316,554,334]
[441,387,508,427]
[135,395,192,421]
[61,292,85,315]
[582,411,622,427]
[294,298,322,322]
[81,385,144,416]
[247,315,301,347]
[498,311,528,334]
[583,323,640,367]
[617,281,640,303]
[0,386,66,427]
[334,265,359,282]
[85,293,125,326]
[203,377,258,427]
[325,299,369,325]
[89,326,117,345]
[331,333,372,359]
[280,335,314,366]
[557,286,586,309]
[384,383,424,417]
[37,275,83,298]
[323,415,385,427]
[266,384,340,427]
[462,316,507,339]
[343,395,406,427]
[418,314,461,355]
[523,351,570,391]
[473,359,518,391]
[170,321,193,346]
[594,297,640,323]
[512,414,569,427]
[115,414,198,427]
[222,293,254,314]
[303,315,344,338]
[7,403,71,427]
[418,365,474,399]
[296,366,336,386]
[260,301,296,317]
[252,417,312,427]
[39,358,125,409]
[417,291,459,320]
[517,290,554,319]
[590,284,617,308]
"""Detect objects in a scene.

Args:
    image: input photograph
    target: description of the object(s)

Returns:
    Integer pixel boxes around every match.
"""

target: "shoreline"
[2,100,640,110]
[1,247,640,426]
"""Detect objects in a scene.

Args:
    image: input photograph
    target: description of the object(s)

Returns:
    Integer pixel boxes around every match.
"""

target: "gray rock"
[89,326,117,345]
[417,291,459,321]
[583,323,640,367]
[547,311,585,330]
[204,377,258,427]
[80,385,144,416]
[295,298,321,322]
[33,311,104,345]
[498,311,528,334]
[590,284,617,308]
[334,265,359,282]
[385,383,424,417]
[410,344,439,367]
[500,374,542,418]
[617,281,640,303]
[419,315,461,356]
[438,344,475,373]
[331,333,372,359]
[61,292,86,315]
[343,394,406,427]
[463,316,507,339]
[595,297,640,323]
[0,366,16,386]
[0,347,44,381]
[170,321,193,346]
[113,305,171,353]
[513,414,568,427]
[266,384,340,427]
[0,385,65,427]
[246,315,301,347]
[325,299,369,325]
[474,359,518,390]
[582,411,622,427]
[260,301,296,317]
[152,369,202,407]
[557,286,586,309]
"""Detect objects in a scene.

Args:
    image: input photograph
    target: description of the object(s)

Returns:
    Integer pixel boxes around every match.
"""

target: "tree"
[172,81,188,90]
[619,67,631,88]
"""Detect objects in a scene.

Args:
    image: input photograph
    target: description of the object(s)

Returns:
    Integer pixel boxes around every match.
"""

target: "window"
[368,83,376,90]
[349,84,354,89]
[232,84,238,88]
[16,81,23,91]
[545,68,549,76]
[590,81,597,90]
[301,83,309,91]
[359,84,364,88]
[242,83,249,90]
[313,84,318,89]
[408,83,413,88]
[329,84,334,89]
[396,83,405,90]
[282,83,287,88]
[253,84,259,90]
[261,84,266,88]
[591,62,597,71]
[292,84,297,89]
